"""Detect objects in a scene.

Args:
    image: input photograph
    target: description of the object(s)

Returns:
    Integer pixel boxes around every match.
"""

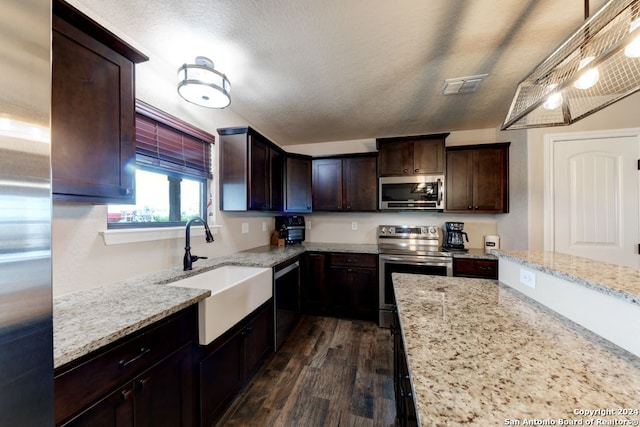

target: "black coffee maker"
[443,222,468,251]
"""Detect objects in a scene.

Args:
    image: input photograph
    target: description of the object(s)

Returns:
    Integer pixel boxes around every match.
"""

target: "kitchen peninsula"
[393,273,640,426]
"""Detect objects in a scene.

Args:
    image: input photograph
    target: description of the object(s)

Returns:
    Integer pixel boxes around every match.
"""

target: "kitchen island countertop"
[494,249,640,305]
[393,273,640,426]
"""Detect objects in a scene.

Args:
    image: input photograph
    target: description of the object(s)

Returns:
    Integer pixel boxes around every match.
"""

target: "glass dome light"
[177,56,231,108]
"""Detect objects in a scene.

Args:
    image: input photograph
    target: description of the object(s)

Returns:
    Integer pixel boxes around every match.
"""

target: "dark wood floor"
[216,315,397,427]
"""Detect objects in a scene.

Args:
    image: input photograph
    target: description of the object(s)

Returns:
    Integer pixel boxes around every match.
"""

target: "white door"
[551,132,640,268]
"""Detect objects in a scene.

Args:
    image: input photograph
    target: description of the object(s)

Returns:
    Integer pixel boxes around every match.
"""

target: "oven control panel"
[377,225,439,239]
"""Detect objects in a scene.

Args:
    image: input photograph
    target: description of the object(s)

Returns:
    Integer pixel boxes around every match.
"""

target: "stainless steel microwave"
[379,175,445,211]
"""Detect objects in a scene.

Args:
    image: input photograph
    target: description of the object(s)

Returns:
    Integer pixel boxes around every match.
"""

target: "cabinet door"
[301,253,329,315]
[270,147,285,211]
[346,267,377,320]
[134,344,194,427]
[473,148,508,213]
[413,139,445,174]
[378,141,412,176]
[199,332,244,427]
[61,384,135,427]
[52,16,136,203]
[249,134,271,210]
[343,156,378,211]
[445,150,474,211]
[285,156,312,212]
[312,158,343,211]
[329,266,377,320]
[244,304,273,379]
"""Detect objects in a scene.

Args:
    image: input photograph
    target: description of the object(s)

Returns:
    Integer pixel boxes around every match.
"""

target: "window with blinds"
[135,102,213,179]
[107,100,215,227]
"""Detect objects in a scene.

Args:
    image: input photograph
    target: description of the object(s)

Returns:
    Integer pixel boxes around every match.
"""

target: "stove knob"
[381,227,387,234]
[428,226,437,234]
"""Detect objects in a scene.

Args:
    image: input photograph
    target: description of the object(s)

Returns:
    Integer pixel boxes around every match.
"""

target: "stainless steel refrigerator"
[0,0,54,425]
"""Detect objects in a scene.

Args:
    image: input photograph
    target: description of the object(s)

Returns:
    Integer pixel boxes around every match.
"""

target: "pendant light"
[177,56,231,108]
[502,0,640,130]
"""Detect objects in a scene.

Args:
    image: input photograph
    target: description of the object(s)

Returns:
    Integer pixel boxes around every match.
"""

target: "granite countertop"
[53,283,209,368]
[495,249,640,305]
[53,242,377,368]
[393,273,640,426]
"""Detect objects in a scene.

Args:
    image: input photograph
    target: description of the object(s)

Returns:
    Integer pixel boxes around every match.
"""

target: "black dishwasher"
[273,258,300,351]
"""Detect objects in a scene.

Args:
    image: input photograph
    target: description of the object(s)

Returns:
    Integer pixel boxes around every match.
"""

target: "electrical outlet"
[241,223,249,234]
[262,221,267,232]
[351,221,358,231]
[519,268,536,289]
[306,221,311,230]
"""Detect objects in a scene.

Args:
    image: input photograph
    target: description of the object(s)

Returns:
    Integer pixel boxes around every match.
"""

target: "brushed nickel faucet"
[183,217,214,270]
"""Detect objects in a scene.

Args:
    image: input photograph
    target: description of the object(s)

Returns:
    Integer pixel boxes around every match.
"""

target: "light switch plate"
[242,223,249,234]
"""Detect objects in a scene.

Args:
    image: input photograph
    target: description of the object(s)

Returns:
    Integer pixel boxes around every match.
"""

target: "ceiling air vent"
[441,74,488,95]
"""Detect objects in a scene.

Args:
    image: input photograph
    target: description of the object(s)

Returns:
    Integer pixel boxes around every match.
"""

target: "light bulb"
[543,91,563,110]
[573,56,599,90]
[625,18,640,58]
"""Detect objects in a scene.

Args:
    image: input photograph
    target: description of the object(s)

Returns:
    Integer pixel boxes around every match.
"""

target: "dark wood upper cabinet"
[377,133,448,176]
[445,143,510,213]
[312,154,378,212]
[218,126,284,211]
[52,0,148,203]
[284,154,312,213]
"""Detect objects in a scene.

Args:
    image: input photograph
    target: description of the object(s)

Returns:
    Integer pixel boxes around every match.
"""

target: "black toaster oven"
[275,215,305,244]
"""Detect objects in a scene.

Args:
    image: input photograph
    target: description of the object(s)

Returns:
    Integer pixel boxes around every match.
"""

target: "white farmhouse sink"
[169,266,272,345]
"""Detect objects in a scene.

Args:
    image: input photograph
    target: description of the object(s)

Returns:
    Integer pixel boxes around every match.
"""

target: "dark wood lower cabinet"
[55,307,196,427]
[453,258,498,279]
[301,252,329,315]
[392,310,418,427]
[301,252,378,321]
[197,299,273,427]
[62,344,193,427]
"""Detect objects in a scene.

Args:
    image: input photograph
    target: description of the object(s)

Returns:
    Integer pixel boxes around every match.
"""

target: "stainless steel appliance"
[443,221,469,251]
[274,259,300,350]
[275,215,305,244]
[379,175,445,211]
[378,225,452,327]
[0,0,54,423]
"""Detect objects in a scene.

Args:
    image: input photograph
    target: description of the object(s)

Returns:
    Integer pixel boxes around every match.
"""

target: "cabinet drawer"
[329,253,377,268]
[453,258,498,279]
[55,307,196,424]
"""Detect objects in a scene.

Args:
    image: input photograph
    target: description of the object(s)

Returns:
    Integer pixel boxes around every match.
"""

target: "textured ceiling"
[67,0,606,145]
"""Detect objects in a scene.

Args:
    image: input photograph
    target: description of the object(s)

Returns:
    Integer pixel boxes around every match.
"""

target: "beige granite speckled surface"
[53,242,378,368]
[495,250,640,305]
[53,283,209,368]
[393,273,640,427]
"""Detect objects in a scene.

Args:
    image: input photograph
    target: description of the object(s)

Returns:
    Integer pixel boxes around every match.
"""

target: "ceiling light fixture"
[502,0,640,130]
[177,56,231,108]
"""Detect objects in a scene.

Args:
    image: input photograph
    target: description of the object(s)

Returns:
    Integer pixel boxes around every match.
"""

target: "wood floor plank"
[215,316,396,427]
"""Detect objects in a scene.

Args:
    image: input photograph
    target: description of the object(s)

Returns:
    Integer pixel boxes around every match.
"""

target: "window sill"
[100,225,221,245]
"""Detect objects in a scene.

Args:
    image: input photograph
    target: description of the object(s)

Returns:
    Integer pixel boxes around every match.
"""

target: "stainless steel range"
[378,225,453,327]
